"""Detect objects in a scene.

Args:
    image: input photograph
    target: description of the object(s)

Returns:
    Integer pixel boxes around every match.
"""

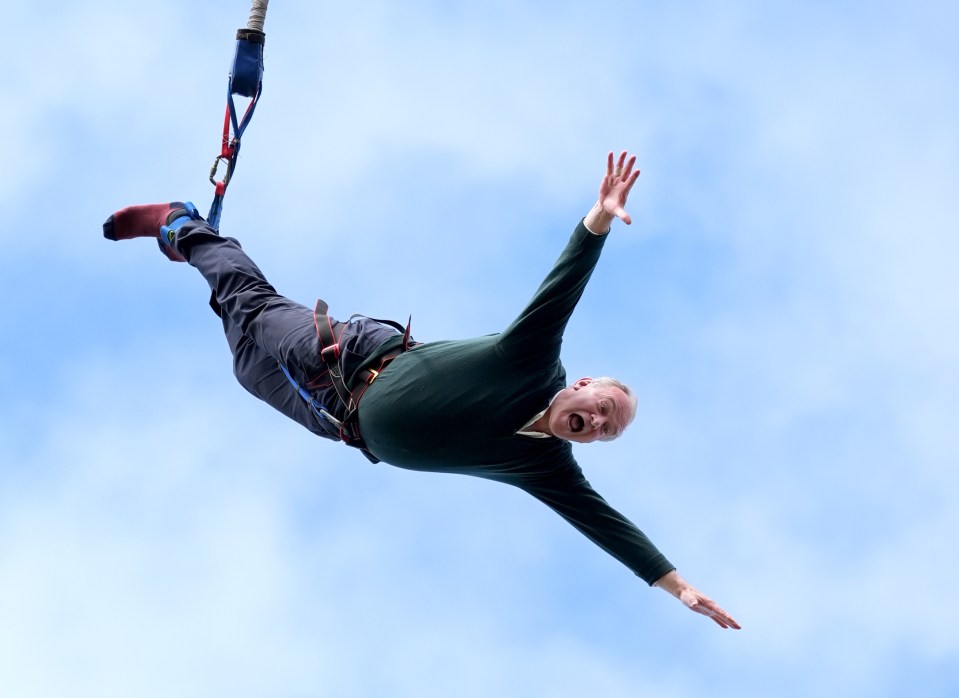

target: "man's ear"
[572,377,594,390]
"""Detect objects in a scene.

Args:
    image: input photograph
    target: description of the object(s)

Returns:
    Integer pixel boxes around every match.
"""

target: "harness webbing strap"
[314,300,353,415]
[276,300,415,461]
[278,363,343,429]
[207,26,266,230]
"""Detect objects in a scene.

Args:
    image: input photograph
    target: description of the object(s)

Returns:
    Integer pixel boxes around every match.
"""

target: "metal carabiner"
[318,407,343,429]
[209,154,232,186]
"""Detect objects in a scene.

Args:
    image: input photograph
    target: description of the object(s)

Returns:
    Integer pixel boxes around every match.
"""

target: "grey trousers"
[174,220,402,443]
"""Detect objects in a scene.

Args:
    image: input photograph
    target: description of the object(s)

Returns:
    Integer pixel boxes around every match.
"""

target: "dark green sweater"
[357,221,675,585]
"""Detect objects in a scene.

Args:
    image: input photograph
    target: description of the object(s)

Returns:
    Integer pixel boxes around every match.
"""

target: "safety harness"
[281,301,414,463]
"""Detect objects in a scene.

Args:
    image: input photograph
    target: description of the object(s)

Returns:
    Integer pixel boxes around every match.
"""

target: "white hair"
[590,376,638,433]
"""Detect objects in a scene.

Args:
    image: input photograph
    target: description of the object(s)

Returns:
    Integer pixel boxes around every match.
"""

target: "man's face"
[546,378,633,443]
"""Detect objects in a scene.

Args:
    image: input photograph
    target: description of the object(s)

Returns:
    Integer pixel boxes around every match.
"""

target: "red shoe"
[103,201,200,262]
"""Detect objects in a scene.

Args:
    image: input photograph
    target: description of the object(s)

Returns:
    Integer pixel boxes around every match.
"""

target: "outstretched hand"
[585,151,642,233]
[654,570,741,630]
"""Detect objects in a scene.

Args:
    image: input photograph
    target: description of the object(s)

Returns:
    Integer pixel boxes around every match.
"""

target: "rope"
[247,0,269,32]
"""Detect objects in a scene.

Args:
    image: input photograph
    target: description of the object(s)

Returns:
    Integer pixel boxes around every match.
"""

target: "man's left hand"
[654,569,742,630]
[585,150,642,233]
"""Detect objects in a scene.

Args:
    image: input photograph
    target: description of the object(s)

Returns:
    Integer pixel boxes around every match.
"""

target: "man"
[104,151,740,630]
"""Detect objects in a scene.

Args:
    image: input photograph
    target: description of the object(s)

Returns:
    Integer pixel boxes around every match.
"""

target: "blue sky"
[2,1,957,696]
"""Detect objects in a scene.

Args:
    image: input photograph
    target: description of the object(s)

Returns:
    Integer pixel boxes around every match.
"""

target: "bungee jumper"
[103,1,740,630]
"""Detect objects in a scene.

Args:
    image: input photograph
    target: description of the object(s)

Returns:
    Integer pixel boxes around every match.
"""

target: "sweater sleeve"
[497,221,607,366]
[521,460,675,585]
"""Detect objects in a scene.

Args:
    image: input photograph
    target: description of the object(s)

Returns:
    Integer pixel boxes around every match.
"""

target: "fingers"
[689,596,742,630]
[614,150,626,178]
[608,151,639,182]
[675,579,741,630]
[706,608,741,630]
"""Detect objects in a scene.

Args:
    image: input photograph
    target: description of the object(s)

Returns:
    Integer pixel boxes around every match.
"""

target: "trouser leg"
[172,221,408,451]
[173,221,326,383]
[171,220,345,439]
[221,316,340,440]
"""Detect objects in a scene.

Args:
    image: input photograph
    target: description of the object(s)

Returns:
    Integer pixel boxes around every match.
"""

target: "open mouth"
[568,413,585,433]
